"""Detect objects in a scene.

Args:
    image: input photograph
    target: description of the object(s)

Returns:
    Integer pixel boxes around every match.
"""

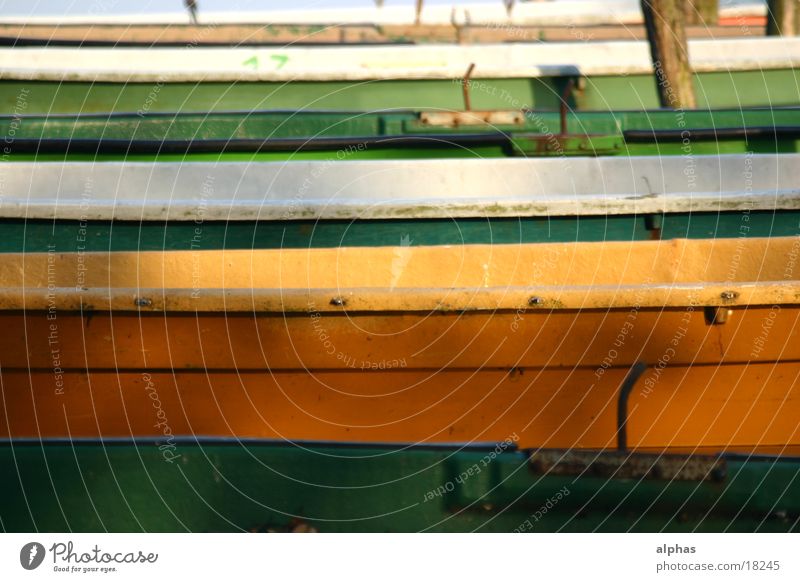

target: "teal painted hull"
[1,211,798,253]
[1,441,797,532]
[2,107,800,163]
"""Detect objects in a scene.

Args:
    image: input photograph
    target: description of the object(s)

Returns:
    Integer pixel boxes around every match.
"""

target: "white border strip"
[0,533,796,580]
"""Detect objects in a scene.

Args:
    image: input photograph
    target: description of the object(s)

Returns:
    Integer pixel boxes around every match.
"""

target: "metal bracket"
[461,62,475,111]
[527,359,725,483]
[418,110,526,128]
[529,449,727,482]
[559,78,575,136]
[617,361,648,452]
[704,306,733,325]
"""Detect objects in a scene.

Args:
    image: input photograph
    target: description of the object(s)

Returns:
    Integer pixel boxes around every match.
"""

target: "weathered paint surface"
[3,236,799,299]
[3,155,799,221]
[8,364,797,447]
[4,309,797,370]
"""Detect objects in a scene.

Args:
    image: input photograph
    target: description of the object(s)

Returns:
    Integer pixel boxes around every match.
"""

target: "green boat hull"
[1,441,797,532]
[4,108,798,250]
[1,212,798,254]
[5,108,799,140]
[2,107,800,163]
[3,69,800,116]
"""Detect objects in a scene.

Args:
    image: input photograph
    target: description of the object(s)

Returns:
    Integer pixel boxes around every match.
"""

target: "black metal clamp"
[616,361,648,452]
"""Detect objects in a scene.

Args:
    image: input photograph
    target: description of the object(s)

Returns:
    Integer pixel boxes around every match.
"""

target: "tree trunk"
[685,0,718,26]
[641,0,697,109]
[766,0,797,36]
[415,0,424,25]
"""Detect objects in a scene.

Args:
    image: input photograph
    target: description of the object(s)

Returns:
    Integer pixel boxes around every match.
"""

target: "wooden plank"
[1,364,796,449]
[0,236,799,311]
[1,236,798,292]
[1,307,798,370]
[0,22,764,46]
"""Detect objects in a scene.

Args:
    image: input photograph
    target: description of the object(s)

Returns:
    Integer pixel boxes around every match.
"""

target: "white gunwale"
[0,38,797,82]
[0,154,797,221]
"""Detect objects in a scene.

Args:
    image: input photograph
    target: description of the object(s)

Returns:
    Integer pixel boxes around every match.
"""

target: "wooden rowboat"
[0,149,797,245]
[0,155,797,452]
[2,106,800,253]
[1,233,798,451]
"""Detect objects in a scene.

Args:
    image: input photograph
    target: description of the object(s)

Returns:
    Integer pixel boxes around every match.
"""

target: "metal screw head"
[528,296,543,306]
[720,290,739,301]
[134,297,152,307]
[330,297,346,307]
